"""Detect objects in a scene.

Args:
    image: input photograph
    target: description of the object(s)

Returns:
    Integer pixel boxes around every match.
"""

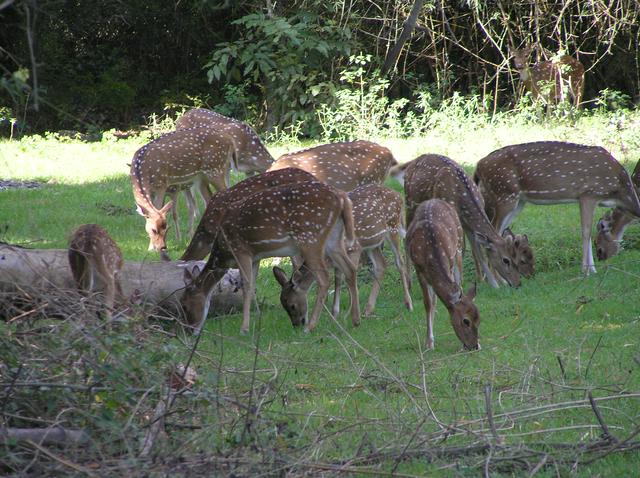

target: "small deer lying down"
[180,180,360,335]
[406,199,481,351]
[68,224,124,319]
[273,183,413,323]
[180,167,317,261]
[0,243,242,319]
[594,160,640,260]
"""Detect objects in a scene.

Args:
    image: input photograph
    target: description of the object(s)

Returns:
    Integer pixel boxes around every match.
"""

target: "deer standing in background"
[68,224,124,319]
[130,126,237,259]
[267,140,397,191]
[510,45,585,108]
[180,168,317,261]
[474,141,640,274]
[406,199,480,351]
[390,154,522,288]
[594,160,640,260]
[180,181,360,335]
[175,108,274,174]
[274,183,413,323]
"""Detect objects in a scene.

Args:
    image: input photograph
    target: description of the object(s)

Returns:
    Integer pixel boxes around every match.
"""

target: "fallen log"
[0,244,242,317]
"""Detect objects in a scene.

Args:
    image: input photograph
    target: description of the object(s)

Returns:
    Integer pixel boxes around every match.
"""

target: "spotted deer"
[179,168,317,261]
[406,199,480,351]
[390,154,522,288]
[175,108,274,174]
[273,183,413,322]
[267,140,397,191]
[474,141,640,274]
[68,224,124,319]
[180,181,360,334]
[595,160,640,260]
[130,126,237,258]
[510,44,585,108]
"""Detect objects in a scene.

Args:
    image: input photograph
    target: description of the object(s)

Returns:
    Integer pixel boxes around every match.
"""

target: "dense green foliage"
[2,1,639,136]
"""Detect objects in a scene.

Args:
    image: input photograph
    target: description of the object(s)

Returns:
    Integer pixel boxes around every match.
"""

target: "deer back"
[217,180,354,259]
[180,167,317,261]
[348,183,404,249]
[476,142,640,215]
[176,108,274,173]
[268,140,397,191]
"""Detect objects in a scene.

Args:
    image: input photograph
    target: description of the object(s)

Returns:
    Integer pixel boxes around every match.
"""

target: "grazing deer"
[180,168,317,261]
[510,44,585,107]
[180,181,360,334]
[175,108,274,174]
[130,126,237,258]
[390,154,522,288]
[267,140,397,191]
[594,160,640,260]
[273,183,413,322]
[406,199,480,351]
[474,141,640,274]
[68,224,124,318]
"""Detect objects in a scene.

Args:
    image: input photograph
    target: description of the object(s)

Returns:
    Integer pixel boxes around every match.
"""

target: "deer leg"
[208,175,228,195]
[363,248,385,316]
[327,245,360,327]
[184,186,199,237]
[579,197,598,274]
[235,253,256,334]
[388,232,413,312]
[300,253,330,333]
[415,269,435,350]
[331,267,342,319]
[167,190,182,241]
[196,178,213,203]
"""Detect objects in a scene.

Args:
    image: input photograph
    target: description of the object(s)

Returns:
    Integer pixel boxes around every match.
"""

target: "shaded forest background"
[1,0,639,137]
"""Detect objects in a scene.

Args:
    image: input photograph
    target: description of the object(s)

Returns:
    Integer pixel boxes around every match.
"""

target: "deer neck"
[131,157,160,216]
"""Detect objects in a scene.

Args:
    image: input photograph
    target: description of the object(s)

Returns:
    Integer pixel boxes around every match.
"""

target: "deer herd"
[7,45,639,352]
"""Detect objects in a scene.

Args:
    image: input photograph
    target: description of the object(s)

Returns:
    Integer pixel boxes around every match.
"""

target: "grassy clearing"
[2,114,640,475]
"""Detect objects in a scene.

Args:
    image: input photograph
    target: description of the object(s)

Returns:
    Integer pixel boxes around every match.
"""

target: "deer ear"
[502,228,515,239]
[474,231,492,249]
[450,290,462,304]
[136,204,150,217]
[159,201,174,215]
[183,267,195,286]
[466,283,477,300]
[272,266,290,288]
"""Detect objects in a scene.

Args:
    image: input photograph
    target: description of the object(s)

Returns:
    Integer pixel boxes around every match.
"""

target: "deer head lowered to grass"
[273,183,413,324]
[179,180,361,335]
[390,154,523,288]
[473,141,640,274]
[130,126,237,259]
[594,160,640,260]
[406,199,481,351]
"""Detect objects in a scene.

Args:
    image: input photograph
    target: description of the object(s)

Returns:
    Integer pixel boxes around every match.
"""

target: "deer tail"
[339,192,356,249]
[618,168,640,217]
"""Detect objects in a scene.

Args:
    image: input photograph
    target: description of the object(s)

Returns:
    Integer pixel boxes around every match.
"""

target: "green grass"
[2,119,640,475]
